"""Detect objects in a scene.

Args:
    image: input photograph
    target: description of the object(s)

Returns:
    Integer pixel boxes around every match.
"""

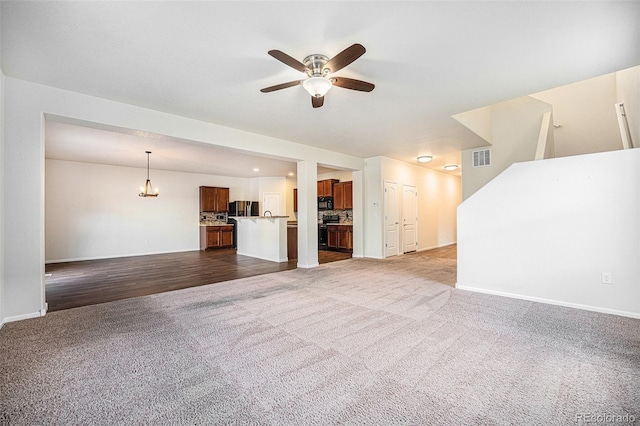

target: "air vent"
[472,149,491,167]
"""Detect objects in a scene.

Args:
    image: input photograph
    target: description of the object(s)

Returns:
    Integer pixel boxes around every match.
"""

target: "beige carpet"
[1,254,638,425]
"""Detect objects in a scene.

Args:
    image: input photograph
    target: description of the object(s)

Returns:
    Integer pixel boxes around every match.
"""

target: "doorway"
[262,192,281,216]
[402,184,417,253]
[384,181,399,257]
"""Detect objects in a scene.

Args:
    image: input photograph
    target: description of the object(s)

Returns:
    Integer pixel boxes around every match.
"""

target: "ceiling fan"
[260,43,375,108]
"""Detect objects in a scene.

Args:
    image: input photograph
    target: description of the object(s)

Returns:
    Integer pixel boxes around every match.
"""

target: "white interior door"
[384,181,399,257]
[402,184,417,253]
[262,192,281,216]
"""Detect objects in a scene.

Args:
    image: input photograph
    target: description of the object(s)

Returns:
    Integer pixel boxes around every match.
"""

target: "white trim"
[2,309,47,326]
[456,285,640,319]
[417,241,457,252]
[45,248,197,264]
[535,111,552,160]
[616,102,634,149]
[296,262,320,269]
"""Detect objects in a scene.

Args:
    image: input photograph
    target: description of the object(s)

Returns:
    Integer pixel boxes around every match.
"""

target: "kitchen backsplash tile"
[200,212,228,225]
[318,209,353,223]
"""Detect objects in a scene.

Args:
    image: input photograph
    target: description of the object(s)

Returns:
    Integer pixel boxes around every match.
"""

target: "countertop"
[200,222,233,227]
[326,223,353,226]
[229,215,289,219]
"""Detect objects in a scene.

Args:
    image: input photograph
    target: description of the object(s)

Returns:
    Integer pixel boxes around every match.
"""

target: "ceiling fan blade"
[312,96,324,108]
[323,44,366,73]
[260,80,304,93]
[332,77,375,92]
[268,50,309,73]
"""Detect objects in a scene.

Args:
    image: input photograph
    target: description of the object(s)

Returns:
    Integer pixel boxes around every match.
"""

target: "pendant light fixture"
[138,151,159,197]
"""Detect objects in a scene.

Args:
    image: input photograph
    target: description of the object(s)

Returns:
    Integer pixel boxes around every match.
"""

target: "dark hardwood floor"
[45,249,352,312]
[45,246,457,313]
[416,243,457,260]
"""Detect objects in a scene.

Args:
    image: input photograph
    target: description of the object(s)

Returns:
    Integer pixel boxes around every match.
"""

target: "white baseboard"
[417,241,457,252]
[45,248,197,264]
[456,285,640,319]
[1,308,47,326]
[297,262,320,268]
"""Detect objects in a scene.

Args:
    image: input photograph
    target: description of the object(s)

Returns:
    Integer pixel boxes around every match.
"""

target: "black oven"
[318,197,334,210]
[318,224,328,251]
[318,215,340,250]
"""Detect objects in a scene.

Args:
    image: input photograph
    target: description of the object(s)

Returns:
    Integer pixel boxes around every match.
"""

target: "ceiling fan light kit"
[303,77,333,98]
[261,43,374,108]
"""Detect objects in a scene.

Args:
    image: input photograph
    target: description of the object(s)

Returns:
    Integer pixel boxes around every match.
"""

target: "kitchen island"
[230,216,289,262]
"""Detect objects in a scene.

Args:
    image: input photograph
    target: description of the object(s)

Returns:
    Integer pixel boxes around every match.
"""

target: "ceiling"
[2,1,639,177]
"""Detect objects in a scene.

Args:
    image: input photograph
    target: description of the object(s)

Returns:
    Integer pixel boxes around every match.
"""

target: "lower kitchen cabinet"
[287,225,298,260]
[200,225,234,250]
[327,225,353,253]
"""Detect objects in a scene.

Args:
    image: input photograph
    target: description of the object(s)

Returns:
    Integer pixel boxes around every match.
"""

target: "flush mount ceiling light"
[138,151,159,197]
[444,164,459,171]
[260,44,375,108]
[417,155,433,163]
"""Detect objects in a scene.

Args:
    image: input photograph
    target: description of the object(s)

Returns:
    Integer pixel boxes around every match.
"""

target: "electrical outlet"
[602,272,613,285]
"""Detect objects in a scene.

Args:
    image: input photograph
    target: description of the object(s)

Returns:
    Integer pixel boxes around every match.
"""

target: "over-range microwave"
[318,197,334,210]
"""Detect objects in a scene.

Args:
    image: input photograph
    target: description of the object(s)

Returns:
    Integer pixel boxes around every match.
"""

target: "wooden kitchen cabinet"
[293,188,298,212]
[199,186,229,213]
[338,227,352,250]
[327,225,352,253]
[317,179,339,198]
[287,225,298,260]
[206,227,221,248]
[327,227,338,249]
[220,226,233,247]
[333,181,353,210]
[200,225,234,250]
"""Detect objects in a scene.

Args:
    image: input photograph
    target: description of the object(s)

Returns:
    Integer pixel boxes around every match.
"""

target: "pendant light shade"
[139,151,159,197]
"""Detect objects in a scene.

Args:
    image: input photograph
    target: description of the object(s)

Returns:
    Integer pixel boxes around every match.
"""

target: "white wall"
[531,72,622,157]
[318,170,353,182]
[0,68,4,326]
[285,175,297,220]
[1,76,364,324]
[285,169,355,221]
[458,148,640,318]
[452,105,492,144]
[363,157,384,258]
[45,159,250,262]
[363,156,461,258]
[380,157,460,251]
[461,96,552,200]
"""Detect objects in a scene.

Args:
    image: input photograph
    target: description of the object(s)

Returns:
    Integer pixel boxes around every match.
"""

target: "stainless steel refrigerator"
[228,201,259,217]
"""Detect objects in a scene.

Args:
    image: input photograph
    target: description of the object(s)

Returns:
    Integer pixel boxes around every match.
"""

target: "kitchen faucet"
[263,210,272,217]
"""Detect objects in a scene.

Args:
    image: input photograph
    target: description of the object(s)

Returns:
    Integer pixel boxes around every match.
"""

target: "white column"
[296,160,318,268]
[351,170,364,258]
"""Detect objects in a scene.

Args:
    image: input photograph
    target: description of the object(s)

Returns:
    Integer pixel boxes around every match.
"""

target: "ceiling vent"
[472,149,491,167]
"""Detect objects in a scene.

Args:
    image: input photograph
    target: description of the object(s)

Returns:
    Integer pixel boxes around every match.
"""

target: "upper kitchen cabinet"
[199,186,229,212]
[317,179,339,198]
[333,181,353,210]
